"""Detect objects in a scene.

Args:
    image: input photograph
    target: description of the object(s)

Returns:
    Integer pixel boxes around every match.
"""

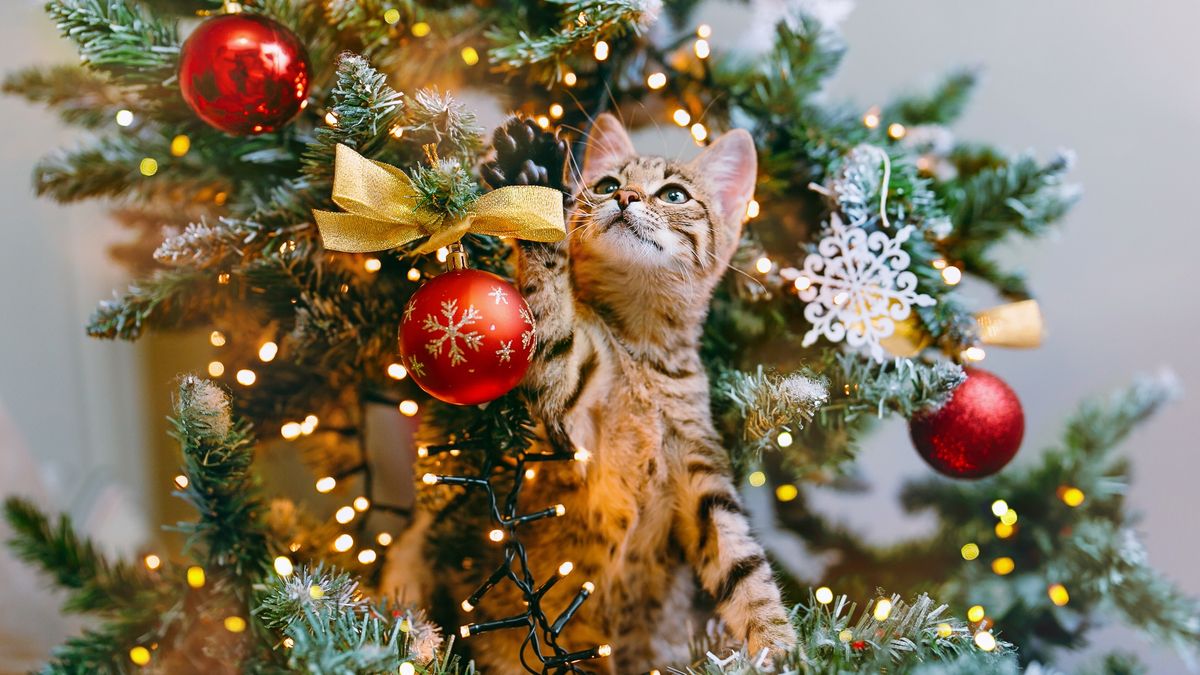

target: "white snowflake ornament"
[797,214,936,362]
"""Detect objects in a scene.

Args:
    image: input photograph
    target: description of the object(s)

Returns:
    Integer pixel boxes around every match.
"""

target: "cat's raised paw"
[481,116,571,193]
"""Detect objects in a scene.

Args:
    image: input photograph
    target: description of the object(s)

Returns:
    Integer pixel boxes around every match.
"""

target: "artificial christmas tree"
[4,0,1198,673]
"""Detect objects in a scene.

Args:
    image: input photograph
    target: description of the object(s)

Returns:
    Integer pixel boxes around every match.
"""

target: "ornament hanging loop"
[446,242,469,271]
[221,0,244,13]
[865,145,892,229]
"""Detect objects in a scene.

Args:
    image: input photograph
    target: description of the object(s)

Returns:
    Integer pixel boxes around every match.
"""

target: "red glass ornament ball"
[909,367,1024,479]
[178,13,310,135]
[399,269,536,406]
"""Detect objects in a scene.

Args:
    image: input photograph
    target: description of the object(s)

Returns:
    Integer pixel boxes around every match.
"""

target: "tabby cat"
[383,114,795,673]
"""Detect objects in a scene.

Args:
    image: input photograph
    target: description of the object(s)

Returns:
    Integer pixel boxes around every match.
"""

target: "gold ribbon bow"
[313,144,566,254]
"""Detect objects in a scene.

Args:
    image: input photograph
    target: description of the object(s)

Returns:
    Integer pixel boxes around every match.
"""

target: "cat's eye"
[657,185,691,204]
[594,178,620,195]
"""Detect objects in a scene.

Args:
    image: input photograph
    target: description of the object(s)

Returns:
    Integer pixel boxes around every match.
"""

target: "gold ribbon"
[880,299,1044,357]
[976,299,1043,348]
[313,144,565,254]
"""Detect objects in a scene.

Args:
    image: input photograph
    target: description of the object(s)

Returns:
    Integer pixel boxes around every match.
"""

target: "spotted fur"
[384,114,793,673]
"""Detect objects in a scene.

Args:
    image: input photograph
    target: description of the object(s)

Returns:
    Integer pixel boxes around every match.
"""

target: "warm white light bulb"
[258,341,278,362]
[873,598,893,621]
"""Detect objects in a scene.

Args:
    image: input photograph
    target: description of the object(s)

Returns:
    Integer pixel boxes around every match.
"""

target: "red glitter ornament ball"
[399,269,536,406]
[178,13,310,135]
[909,367,1024,479]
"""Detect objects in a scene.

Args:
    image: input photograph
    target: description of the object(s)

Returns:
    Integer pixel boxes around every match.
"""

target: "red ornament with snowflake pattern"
[398,269,535,406]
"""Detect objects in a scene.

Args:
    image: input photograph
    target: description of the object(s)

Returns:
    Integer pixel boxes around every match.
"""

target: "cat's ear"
[581,113,635,185]
[692,129,757,226]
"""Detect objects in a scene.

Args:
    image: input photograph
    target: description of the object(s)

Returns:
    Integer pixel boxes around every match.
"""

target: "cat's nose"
[614,189,642,210]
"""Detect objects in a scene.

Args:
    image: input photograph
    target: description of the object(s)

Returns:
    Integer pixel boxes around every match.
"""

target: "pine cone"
[481,117,571,194]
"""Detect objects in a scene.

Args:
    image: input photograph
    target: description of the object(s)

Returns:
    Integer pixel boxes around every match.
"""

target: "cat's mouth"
[601,212,664,252]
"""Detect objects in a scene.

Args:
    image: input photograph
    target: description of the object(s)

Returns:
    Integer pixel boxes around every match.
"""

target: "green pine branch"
[4,497,167,616]
[3,498,182,674]
[886,69,980,126]
[2,65,133,128]
[692,591,1016,674]
[940,151,1078,297]
[714,366,829,465]
[170,376,270,582]
[256,565,460,674]
[33,132,229,203]
[87,267,227,340]
[487,0,655,76]
[46,0,180,86]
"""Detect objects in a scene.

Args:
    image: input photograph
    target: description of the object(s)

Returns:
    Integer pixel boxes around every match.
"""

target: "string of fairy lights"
[419,440,607,674]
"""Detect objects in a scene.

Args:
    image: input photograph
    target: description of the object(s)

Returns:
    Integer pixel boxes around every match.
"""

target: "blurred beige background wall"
[1,0,1197,671]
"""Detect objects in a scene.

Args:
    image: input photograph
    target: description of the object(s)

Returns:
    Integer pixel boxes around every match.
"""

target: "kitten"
[384,114,795,673]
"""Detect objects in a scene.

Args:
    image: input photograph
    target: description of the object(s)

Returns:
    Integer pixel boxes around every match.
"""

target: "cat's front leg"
[482,118,594,429]
[676,446,797,659]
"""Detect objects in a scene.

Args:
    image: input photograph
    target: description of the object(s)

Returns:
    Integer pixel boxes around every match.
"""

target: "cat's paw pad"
[481,117,570,192]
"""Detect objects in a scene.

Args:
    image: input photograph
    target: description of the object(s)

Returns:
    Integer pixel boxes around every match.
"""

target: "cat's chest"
[564,347,709,452]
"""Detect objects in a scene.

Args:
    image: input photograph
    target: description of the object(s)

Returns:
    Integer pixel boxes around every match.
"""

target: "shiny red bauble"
[909,367,1024,479]
[399,269,536,406]
[178,13,310,135]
